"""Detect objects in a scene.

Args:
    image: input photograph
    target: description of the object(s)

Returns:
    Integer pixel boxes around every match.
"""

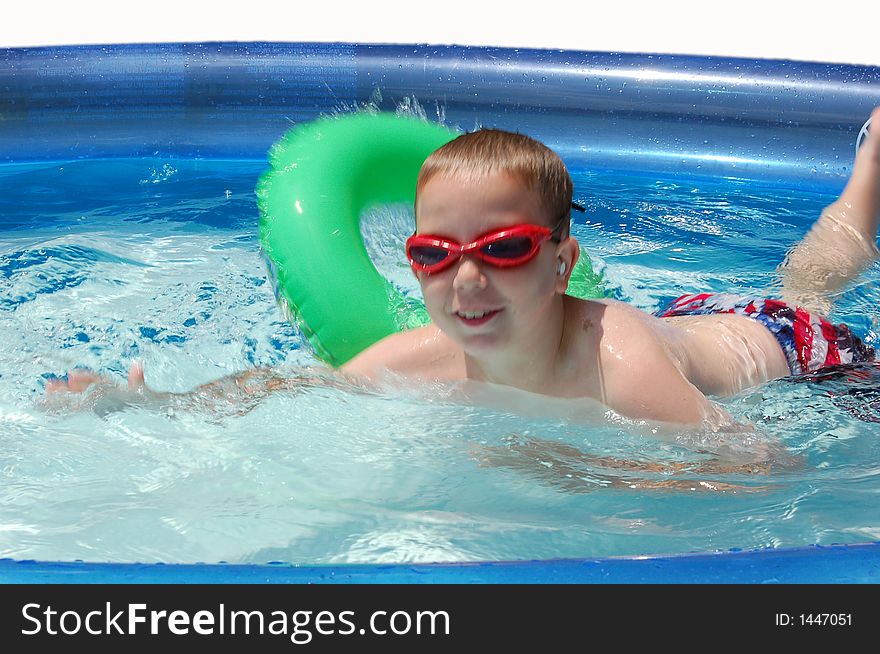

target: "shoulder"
[566,297,661,347]
[557,297,666,373]
[340,324,462,381]
[593,297,657,324]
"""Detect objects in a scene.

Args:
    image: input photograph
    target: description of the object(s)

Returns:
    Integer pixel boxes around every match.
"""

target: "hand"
[42,362,170,416]
[45,362,148,394]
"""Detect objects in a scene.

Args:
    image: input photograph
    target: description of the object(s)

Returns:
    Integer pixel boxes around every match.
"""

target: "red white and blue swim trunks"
[655,293,875,376]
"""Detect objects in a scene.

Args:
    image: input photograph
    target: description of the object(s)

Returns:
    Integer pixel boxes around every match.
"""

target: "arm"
[45,327,435,414]
[598,313,732,428]
[45,362,349,415]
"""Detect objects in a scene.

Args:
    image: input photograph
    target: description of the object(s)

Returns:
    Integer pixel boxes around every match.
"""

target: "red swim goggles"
[406,203,584,275]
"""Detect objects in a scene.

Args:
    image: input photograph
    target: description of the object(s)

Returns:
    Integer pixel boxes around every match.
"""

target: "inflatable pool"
[2,42,880,583]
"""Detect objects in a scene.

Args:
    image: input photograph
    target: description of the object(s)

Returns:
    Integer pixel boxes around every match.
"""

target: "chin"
[453,328,509,355]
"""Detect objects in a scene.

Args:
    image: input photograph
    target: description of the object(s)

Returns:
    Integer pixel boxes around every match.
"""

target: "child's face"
[414,170,564,353]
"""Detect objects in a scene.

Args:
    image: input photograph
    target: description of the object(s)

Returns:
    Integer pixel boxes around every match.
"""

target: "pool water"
[1,156,878,565]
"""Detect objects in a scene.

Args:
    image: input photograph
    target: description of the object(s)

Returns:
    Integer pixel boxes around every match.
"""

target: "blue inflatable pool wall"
[4,43,879,184]
[1,42,879,583]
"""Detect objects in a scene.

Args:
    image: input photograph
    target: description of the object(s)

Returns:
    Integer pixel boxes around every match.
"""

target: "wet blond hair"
[415,128,573,237]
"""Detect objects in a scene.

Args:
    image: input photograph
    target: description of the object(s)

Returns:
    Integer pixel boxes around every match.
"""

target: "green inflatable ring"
[257,112,606,367]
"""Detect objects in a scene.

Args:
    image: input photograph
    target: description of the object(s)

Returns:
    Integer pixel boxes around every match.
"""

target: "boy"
[52,108,880,428]
[338,108,878,425]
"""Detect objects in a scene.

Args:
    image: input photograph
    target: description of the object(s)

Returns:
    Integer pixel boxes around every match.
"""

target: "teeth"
[459,310,490,319]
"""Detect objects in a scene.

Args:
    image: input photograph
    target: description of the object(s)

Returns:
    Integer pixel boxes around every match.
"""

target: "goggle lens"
[480,236,535,260]
[409,245,451,267]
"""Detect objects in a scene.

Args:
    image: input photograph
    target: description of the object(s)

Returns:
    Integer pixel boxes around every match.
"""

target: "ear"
[554,237,580,294]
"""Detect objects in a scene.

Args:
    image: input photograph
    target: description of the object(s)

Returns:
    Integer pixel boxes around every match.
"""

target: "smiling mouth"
[454,309,501,326]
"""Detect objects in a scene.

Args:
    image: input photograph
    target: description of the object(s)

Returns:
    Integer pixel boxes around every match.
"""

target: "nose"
[451,254,488,291]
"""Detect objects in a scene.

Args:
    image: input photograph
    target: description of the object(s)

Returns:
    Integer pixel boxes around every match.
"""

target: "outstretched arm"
[45,363,349,415]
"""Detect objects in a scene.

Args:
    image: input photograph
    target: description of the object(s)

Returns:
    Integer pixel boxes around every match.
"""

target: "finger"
[128,361,145,391]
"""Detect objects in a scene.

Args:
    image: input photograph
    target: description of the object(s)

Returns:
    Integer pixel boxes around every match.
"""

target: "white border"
[2,1,878,67]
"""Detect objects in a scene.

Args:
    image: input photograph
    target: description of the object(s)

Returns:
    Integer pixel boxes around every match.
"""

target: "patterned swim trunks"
[655,293,875,376]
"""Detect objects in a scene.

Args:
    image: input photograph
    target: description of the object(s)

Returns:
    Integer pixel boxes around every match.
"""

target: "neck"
[464,295,569,394]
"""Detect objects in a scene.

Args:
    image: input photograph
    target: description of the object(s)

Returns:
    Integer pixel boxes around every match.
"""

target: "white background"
[1,0,878,66]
